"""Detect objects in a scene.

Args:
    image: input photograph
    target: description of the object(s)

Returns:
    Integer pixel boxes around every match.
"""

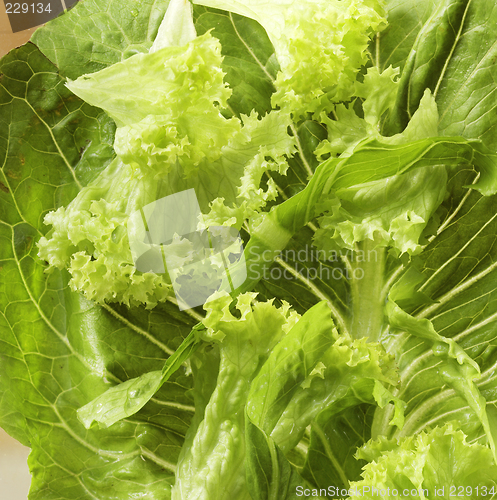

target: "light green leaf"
[192,0,387,118]
[246,301,335,430]
[32,0,277,118]
[65,33,233,129]
[247,301,402,453]
[351,424,497,497]
[237,136,497,295]
[38,24,295,307]
[313,164,447,256]
[150,0,197,51]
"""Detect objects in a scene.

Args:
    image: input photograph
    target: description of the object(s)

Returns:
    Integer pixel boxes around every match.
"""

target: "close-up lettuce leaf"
[1,0,497,498]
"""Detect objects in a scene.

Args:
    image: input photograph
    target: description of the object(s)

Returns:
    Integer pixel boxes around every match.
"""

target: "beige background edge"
[0,427,32,498]
[0,6,39,58]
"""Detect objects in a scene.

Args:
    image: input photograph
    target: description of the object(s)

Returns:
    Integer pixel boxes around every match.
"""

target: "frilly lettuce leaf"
[316,68,439,160]
[37,158,174,307]
[67,32,240,178]
[4,0,497,498]
[37,2,296,309]
[202,110,296,229]
[237,133,497,295]
[350,423,497,497]
[313,165,447,256]
[315,65,401,158]
[192,0,387,118]
[171,292,299,500]
[172,297,401,499]
[248,321,404,454]
[313,89,491,257]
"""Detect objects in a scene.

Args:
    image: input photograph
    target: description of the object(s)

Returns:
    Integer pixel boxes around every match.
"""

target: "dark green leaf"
[245,418,317,500]
[77,324,202,429]
[302,405,374,496]
[194,8,276,116]
[0,42,196,500]
[374,190,497,448]
[384,0,468,134]
[32,0,170,78]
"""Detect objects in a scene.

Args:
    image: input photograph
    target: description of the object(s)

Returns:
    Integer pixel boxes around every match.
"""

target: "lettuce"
[1,0,497,498]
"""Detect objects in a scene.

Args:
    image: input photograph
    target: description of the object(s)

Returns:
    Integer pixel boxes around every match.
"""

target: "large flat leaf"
[31,0,170,78]
[0,42,196,500]
[371,0,497,451]
[384,0,468,134]
[2,0,497,497]
[373,186,497,446]
[378,0,438,73]
[436,0,497,152]
[381,0,497,153]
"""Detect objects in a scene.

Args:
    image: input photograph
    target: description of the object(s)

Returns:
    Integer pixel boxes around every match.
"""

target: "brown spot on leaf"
[7,170,21,180]
[0,182,9,193]
[20,155,25,165]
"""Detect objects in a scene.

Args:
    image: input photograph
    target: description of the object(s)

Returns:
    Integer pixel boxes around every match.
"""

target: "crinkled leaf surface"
[295,0,497,488]
[352,424,497,497]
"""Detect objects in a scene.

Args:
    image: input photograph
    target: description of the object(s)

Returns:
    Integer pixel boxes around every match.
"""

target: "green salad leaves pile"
[1,0,497,498]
